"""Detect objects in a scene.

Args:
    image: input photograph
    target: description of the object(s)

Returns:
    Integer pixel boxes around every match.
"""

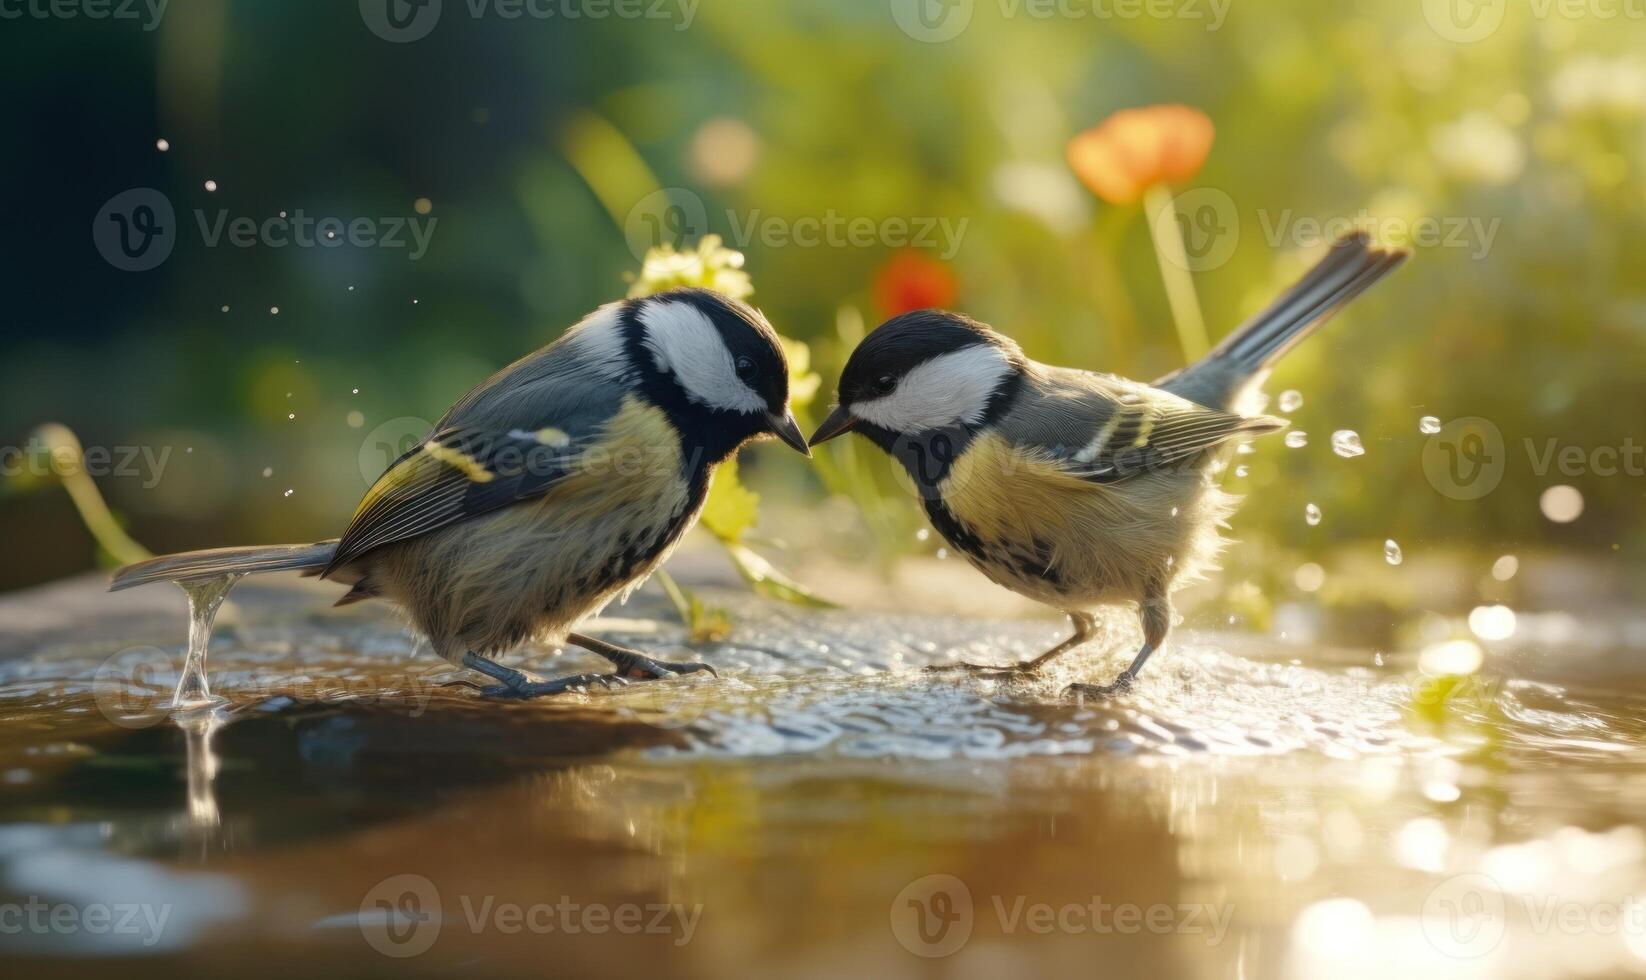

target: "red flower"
[1067,104,1215,205]
[873,252,957,319]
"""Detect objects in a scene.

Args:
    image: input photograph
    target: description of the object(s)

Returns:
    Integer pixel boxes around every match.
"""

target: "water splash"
[1279,390,1303,412]
[1305,503,1322,526]
[170,575,243,712]
[1284,431,1308,449]
[1331,430,1364,458]
[1384,539,1404,566]
[1419,415,1441,434]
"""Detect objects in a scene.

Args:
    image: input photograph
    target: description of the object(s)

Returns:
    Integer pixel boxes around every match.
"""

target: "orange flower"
[873,251,957,319]
[1066,104,1215,205]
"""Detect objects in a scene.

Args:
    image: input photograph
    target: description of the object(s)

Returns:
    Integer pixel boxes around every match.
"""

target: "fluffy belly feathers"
[370,397,703,659]
[930,432,1234,610]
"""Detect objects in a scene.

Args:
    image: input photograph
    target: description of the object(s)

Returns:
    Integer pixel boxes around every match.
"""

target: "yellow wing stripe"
[423,442,495,483]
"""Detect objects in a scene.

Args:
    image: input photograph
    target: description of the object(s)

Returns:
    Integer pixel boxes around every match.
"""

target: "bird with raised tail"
[809,233,1408,698]
[110,288,812,698]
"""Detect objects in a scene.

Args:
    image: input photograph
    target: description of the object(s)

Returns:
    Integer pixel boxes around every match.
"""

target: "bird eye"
[875,374,896,395]
[735,355,757,382]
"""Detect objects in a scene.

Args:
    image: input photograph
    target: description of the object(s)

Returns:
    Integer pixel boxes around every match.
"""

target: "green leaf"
[700,459,760,544]
[723,542,839,609]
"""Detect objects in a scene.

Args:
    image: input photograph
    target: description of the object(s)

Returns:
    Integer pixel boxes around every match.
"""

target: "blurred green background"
[3,0,1643,601]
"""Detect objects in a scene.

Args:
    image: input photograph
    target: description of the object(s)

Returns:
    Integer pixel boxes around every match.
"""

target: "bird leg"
[567,632,717,682]
[454,636,715,700]
[1064,591,1169,700]
[927,613,1096,677]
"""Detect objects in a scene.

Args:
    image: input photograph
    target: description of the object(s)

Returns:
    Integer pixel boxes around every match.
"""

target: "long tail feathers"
[108,541,339,592]
[1160,232,1408,409]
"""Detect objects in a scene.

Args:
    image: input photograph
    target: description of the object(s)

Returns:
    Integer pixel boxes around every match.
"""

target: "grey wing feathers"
[1159,231,1408,410]
[322,353,626,576]
[1000,368,1283,482]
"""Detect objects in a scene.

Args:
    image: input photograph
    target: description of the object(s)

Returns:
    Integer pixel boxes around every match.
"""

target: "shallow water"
[1,574,1645,977]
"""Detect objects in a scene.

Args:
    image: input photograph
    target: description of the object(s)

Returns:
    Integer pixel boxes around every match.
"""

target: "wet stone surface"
[1,572,1645,977]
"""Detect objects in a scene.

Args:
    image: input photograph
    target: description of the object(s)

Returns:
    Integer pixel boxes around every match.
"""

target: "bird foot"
[1063,672,1135,701]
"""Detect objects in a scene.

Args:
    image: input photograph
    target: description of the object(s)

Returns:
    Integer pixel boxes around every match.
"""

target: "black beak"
[765,409,811,457]
[807,405,858,447]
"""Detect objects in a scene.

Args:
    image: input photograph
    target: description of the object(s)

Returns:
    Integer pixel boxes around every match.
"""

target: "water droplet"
[935,548,949,560]
[155,137,169,152]
[346,411,365,428]
[261,467,273,477]
[1234,464,1249,477]
[1384,539,1403,565]
[283,489,294,497]
[1237,443,1255,455]
[1373,651,1385,667]
[203,179,218,192]
[1331,430,1364,458]
[915,528,930,542]
[1491,554,1518,581]
[287,413,295,420]
[1420,415,1441,434]
[1170,506,1179,517]
[1285,431,1308,449]
[270,306,280,315]
[352,388,360,395]
[279,210,288,219]
[347,285,355,291]
[1540,485,1584,523]
[412,299,420,305]
[220,304,229,313]
[1279,390,1303,412]
[1305,503,1321,526]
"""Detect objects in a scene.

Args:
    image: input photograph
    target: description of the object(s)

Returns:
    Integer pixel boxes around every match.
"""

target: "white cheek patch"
[639,301,766,414]
[562,302,632,379]
[852,344,1012,432]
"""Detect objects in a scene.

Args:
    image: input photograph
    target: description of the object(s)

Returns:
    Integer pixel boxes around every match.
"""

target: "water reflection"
[0,583,1643,975]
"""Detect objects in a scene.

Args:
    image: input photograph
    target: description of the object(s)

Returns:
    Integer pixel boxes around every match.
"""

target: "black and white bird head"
[809,309,1025,450]
[616,288,809,458]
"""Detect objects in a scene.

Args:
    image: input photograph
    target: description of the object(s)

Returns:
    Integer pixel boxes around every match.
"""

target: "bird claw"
[1063,673,1135,701]
[616,655,717,681]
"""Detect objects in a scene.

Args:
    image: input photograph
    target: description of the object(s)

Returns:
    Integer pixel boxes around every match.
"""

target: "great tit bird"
[110,288,811,697]
[810,233,1407,698]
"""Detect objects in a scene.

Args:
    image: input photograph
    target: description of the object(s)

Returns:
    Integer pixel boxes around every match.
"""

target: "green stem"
[34,423,151,566]
[1143,183,1210,364]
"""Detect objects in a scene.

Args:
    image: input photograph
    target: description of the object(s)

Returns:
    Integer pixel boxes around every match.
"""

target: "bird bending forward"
[110,288,811,697]
[809,233,1408,697]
